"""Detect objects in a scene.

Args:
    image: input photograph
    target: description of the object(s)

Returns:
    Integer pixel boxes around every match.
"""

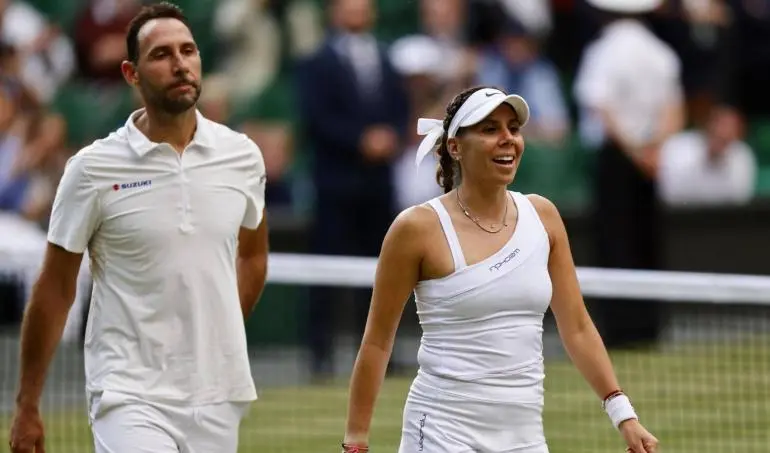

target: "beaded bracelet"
[341,442,369,453]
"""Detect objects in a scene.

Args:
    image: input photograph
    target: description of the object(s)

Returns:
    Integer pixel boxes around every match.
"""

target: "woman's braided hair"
[435,86,486,193]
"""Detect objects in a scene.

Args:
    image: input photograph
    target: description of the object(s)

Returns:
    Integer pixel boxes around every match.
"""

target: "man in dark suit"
[295,0,410,380]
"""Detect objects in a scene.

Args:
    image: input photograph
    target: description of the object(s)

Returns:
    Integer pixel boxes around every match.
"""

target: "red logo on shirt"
[111,180,151,191]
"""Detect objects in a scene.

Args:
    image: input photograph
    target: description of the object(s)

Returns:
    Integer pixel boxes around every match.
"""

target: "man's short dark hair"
[126,2,192,64]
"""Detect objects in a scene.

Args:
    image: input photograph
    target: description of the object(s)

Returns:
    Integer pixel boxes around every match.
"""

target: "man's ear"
[120,60,139,86]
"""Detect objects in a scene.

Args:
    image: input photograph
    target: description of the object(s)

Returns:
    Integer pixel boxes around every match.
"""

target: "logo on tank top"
[489,248,520,272]
[418,413,427,451]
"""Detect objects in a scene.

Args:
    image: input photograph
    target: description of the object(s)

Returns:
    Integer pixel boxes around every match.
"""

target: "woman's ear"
[447,138,462,161]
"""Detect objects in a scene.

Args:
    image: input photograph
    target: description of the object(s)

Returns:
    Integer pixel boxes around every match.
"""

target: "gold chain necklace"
[456,188,509,234]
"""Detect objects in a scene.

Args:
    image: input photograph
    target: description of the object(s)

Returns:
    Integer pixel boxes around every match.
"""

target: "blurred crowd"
[1,0,770,375]
[0,0,766,231]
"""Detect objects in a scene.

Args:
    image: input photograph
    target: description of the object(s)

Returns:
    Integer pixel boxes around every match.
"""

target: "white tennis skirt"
[398,372,549,453]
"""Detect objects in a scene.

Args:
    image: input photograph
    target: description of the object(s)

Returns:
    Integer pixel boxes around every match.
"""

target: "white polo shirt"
[47,109,266,405]
[573,19,683,149]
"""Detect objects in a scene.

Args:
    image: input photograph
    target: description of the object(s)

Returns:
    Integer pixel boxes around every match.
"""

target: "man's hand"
[360,126,398,163]
[619,418,659,453]
[9,404,46,453]
[630,144,660,180]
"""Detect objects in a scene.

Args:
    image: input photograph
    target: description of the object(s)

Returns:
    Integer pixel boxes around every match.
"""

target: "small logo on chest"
[112,180,152,191]
[489,248,521,272]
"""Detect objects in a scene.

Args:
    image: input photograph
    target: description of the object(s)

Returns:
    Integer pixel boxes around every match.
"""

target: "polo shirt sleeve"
[241,138,267,230]
[47,154,100,254]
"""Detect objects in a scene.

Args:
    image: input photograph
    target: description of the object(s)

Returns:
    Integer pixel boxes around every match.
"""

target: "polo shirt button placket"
[178,155,193,234]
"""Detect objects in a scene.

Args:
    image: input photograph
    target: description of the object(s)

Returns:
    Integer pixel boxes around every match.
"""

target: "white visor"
[415,88,530,167]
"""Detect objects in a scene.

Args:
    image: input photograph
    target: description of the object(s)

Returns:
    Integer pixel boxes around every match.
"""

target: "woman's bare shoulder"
[525,193,561,220]
[388,203,441,241]
[524,193,564,245]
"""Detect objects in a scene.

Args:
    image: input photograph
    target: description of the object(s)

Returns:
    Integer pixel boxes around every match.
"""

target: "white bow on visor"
[415,118,444,167]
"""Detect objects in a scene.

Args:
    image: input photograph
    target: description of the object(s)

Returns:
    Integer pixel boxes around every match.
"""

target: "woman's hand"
[619,418,659,453]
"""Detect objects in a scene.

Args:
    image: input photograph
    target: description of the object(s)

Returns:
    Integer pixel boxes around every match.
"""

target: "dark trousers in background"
[0,279,23,327]
[592,141,663,348]
[306,190,395,377]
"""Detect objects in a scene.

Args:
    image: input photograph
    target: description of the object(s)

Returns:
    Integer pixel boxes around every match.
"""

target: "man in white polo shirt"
[8,3,268,452]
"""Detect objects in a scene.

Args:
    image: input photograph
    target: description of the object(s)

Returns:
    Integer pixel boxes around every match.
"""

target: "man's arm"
[16,243,83,409]
[237,207,269,320]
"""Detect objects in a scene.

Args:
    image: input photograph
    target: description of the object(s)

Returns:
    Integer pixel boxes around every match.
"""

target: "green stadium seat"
[231,73,298,125]
[374,0,419,43]
[743,117,770,199]
[510,135,592,211]
[746,117,770,167]
[28,0,87,32]
[755,167,770,198]
[245,284,306,345]
[50,83,136,148]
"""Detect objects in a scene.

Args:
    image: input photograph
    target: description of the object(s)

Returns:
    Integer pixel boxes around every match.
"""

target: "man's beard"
[142,81,202,115]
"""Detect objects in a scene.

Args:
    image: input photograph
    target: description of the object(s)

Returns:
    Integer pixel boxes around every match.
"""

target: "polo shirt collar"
[125,108,215,157]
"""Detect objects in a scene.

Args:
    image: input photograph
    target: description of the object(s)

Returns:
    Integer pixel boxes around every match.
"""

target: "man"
[573,0,685,348]
[8,3,269,452]
[295,0,409,380]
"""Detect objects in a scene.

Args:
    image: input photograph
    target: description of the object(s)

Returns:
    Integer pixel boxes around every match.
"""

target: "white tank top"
[412,191,552,402]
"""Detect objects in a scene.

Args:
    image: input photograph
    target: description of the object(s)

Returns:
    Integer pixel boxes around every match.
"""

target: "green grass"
[2,339,769,453]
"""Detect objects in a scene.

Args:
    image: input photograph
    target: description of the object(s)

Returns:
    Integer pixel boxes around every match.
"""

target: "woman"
[341,86,659,453]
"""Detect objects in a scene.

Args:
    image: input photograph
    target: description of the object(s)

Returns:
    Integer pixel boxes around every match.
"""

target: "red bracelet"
[341,443,369,453]
[602,389,624,404]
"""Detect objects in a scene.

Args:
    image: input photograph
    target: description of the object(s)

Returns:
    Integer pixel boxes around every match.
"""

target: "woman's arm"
[530,195,659,452]
[343,206,429,449]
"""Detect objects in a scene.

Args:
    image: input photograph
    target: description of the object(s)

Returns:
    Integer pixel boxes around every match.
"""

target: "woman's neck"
[456,182,509,221]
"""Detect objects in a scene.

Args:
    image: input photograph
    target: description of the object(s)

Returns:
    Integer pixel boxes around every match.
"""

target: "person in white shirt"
[341,86,659,453]
[658,107,756,206]
[573,0,685,349]
[8,3,269,453]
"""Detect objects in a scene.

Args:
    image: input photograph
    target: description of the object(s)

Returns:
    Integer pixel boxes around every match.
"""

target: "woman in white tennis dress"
[340,84,660,453]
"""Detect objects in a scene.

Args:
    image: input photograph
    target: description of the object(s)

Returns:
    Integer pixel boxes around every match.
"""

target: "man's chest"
[95,163,249,245]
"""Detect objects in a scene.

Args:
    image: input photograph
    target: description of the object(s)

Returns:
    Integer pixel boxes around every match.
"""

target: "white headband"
[414,89,530,167]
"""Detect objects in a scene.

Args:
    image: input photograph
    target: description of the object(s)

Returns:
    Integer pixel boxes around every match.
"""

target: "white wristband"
[604,394,638,429]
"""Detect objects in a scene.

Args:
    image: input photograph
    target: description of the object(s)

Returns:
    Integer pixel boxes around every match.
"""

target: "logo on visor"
[485,92,496,97]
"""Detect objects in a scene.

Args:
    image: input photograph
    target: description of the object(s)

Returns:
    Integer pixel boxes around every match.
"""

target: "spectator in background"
[295,0,409,381]
[499,0,554,39]
[573,0,685,349]
[389,35,446,211]
[719,0,770,119]
[0,0,75,103]
[658,106,756,206]
[475,15,570,147]
[417,0,469,85]
[212,0,283,102]
[0,68,29,215]
[648,0,731,128]
[73,0,141,87]
[0,41,65,224]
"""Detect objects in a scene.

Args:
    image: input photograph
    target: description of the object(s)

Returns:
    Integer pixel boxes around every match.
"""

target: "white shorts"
[88,390,251,453]
[398,375,549,453]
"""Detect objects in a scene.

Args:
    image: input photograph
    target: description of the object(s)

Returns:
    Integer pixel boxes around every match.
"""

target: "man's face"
[332,0,374,33]
[122,17,202,114]
[420,0,462,38]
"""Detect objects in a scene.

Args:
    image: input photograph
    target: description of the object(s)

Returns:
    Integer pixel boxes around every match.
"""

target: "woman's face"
[449,104,525,188]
